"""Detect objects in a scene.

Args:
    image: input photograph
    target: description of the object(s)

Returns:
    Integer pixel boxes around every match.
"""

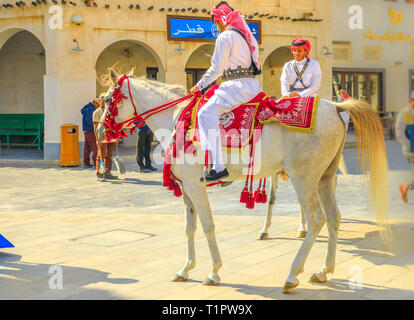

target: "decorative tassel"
[254,188,261,203]
[246,189,255,209]
[254,179,263,203]
[260,189,267,203]
[173,184,182,197]
[240,184,249,204]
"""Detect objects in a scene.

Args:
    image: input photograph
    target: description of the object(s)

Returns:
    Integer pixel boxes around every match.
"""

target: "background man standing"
[396,91,414,203]
[136,123,157,173]
[93,97,118,181]
[81,99,99,168]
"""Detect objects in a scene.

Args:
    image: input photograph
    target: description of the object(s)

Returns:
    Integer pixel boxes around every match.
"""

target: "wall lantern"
[175,44,186,52]
[72,39,84,52]
[323,46,333,56]
[71,15,84,26]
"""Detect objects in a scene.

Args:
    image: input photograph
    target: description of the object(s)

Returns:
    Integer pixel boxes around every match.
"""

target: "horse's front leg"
[257,173,279,240]
[183,180,222,285]
[172,189,197,282]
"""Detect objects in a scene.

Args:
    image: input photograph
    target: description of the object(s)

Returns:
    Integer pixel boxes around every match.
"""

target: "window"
[410,70,414,97]
[333,70,384,113]
[146,67,158,80]
[185,68,218,92]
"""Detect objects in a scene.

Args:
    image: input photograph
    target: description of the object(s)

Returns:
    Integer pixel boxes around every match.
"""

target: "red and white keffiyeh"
[211,2,260,71]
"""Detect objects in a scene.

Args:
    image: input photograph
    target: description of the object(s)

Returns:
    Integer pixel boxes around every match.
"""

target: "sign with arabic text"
[167,15,261,43]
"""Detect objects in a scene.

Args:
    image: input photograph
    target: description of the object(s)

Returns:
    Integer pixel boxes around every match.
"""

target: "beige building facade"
[0,0,332,159]
[332,0,414,113]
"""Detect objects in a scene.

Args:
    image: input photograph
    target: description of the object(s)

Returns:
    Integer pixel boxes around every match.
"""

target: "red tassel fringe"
[240,185,249,204]
[246,190,255,209]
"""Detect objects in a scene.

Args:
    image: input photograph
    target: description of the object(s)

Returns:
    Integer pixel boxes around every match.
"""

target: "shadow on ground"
[0,253,138,299]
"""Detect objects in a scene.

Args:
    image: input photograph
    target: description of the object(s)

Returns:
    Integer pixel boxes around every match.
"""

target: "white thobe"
[197,27,261,170]
[280,58,321,97]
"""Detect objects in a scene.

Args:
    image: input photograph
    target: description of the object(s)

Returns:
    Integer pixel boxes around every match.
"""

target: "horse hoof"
[256,232,268,240]
[296,230,307,238]
[203,276,220,286]
[282,281,299,293]
[309,272,327,283]
[171,274,188,282]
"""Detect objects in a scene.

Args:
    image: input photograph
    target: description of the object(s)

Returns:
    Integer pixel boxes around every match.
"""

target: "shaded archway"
[263,46,292,98]
[185,44,215,91]
[95,40,165,97]
[95,40,165,147]
[0,29,46,154]
[0,30,46,114]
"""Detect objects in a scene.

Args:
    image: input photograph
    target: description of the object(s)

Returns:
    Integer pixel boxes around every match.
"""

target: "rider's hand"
[190,85,200,95]
[289,92,301,98]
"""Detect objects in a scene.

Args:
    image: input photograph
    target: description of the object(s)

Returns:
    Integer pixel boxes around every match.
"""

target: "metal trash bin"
[60,124,80,166]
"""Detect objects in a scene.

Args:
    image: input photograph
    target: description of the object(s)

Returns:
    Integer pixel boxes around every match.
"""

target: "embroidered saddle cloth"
[183,85,319,151]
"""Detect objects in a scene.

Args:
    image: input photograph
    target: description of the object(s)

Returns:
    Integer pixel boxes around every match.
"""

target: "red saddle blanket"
[184,85,319,151]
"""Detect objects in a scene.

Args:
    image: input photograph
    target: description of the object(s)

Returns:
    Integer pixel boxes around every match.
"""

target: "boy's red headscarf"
[211,2,260,71]
[291,37,311,58]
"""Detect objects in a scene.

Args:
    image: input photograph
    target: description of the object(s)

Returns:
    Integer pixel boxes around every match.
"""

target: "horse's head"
[97,68,136,141]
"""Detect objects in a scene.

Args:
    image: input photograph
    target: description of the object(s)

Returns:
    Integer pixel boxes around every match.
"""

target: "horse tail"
[335,99,392,246]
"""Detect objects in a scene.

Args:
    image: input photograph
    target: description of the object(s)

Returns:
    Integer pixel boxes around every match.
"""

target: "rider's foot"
[200,168,229,182]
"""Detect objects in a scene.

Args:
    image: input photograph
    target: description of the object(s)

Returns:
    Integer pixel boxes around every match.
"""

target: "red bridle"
[103,75,199,142]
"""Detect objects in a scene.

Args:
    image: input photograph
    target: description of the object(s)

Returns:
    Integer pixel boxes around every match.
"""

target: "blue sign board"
[167,15,261,43]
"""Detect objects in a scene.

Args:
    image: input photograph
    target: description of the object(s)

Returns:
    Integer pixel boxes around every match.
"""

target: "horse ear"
[127,68,135,77]
[109,68,118,85]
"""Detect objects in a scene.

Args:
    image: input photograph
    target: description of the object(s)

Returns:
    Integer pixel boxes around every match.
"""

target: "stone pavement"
[0,158,413,299]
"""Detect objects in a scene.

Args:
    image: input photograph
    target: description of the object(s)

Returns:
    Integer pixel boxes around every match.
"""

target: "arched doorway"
[185,44,215,92]
[95,40,165,147]
[0,30,46,153]
[95,40,164,96]
[263,47,292,98]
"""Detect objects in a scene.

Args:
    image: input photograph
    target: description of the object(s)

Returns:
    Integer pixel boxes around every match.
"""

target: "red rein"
[104,75,196,142]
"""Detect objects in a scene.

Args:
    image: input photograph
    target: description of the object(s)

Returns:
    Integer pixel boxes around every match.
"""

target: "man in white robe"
[280,37,321,98]
[190,1,261,182]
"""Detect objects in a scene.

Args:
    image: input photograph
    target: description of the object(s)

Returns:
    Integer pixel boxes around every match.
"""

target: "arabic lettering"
[388,7,404,25]
[173,24,205,36]
[364,28,412,44]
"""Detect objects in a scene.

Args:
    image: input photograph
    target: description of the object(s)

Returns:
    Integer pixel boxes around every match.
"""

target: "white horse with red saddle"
[97,68,391,293]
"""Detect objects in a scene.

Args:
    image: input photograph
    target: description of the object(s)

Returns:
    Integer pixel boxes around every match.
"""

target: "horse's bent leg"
[257,174,278,240]
[296,208,307,238]
[172,190,197,282]
[184,181,222,285]
[283,182,326,293]
[310,175,341,283]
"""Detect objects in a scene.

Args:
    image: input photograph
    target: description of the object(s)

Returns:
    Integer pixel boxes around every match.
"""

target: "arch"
[0,27,45,50]
[95,39,166,147]
[0,29,46,115]
[263,46,292,98]
[184,44,215,91]
[95,39,165,95]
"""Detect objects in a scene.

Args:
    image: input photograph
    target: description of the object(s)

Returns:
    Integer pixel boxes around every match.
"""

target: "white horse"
[97,69,391,293]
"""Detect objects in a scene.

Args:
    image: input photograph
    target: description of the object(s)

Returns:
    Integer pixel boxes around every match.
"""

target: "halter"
[103,75,198,142]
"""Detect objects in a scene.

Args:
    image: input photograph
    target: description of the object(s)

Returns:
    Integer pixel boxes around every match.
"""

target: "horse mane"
[132,76,188,100]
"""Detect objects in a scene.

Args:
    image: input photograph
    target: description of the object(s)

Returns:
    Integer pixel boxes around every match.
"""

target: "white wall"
[332,0,414,111]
